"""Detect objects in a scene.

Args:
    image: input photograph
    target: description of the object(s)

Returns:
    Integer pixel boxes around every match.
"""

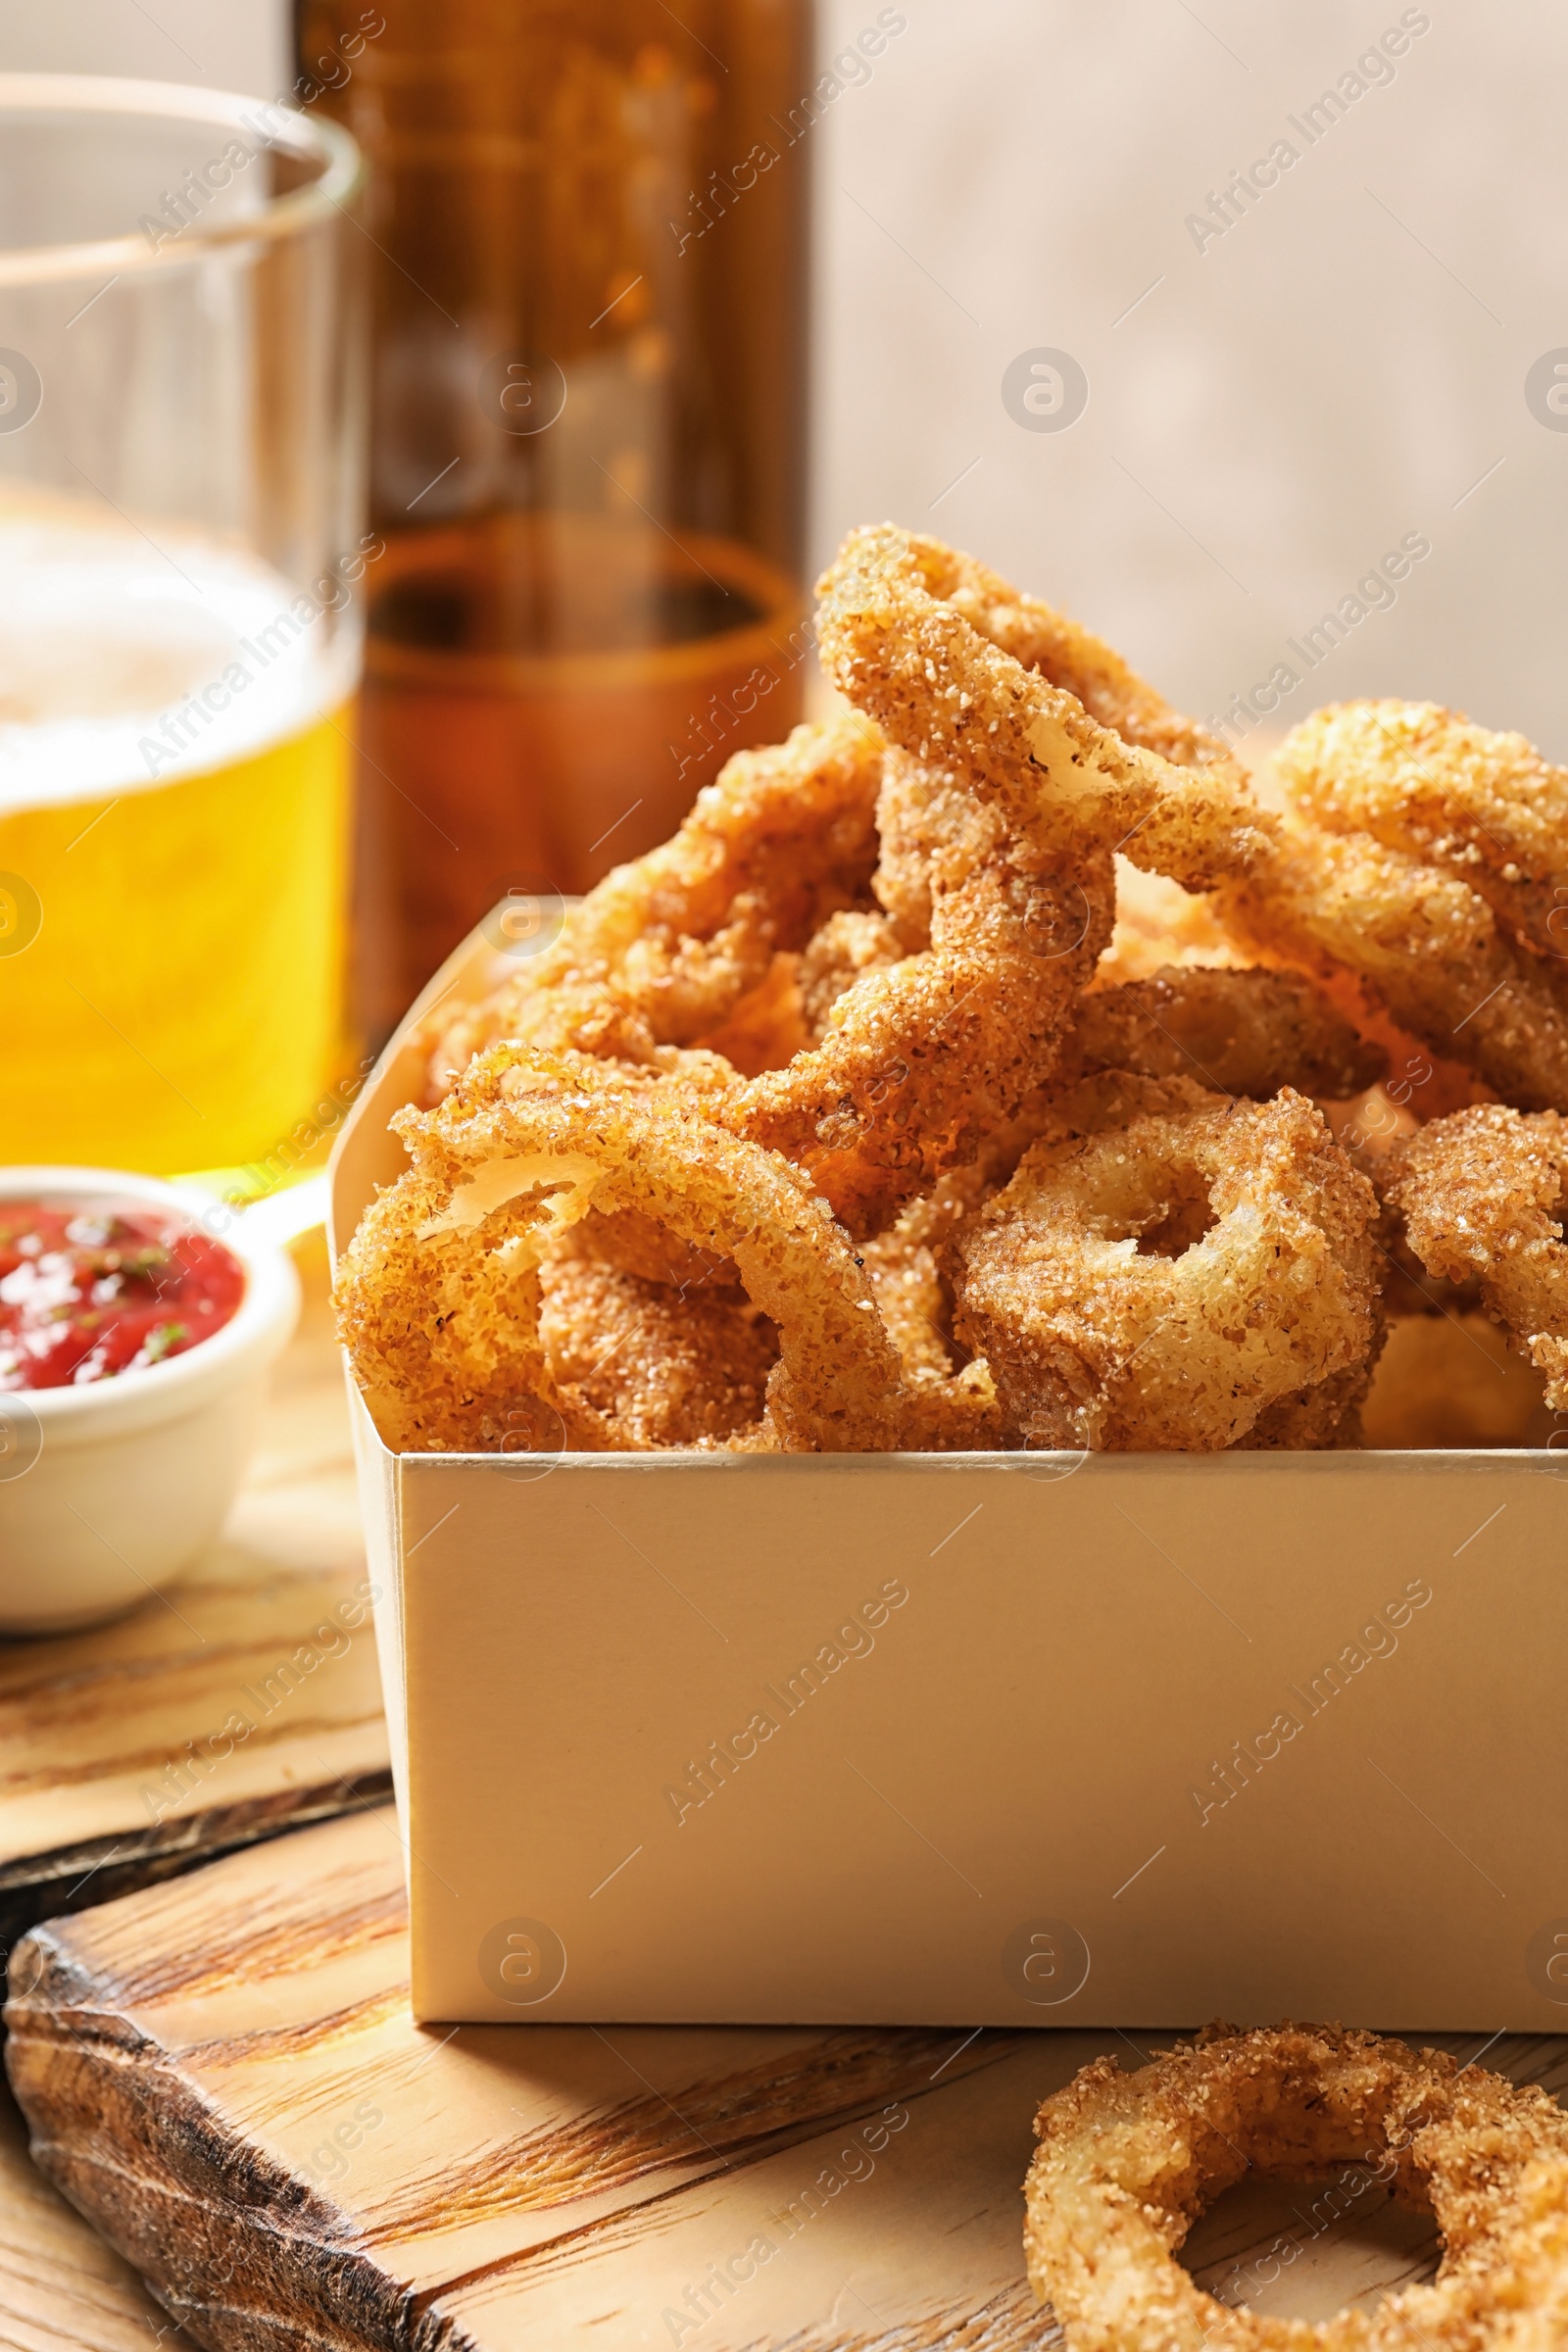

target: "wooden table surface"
[0,1231,386,2352]
[9,1798,1568,2352]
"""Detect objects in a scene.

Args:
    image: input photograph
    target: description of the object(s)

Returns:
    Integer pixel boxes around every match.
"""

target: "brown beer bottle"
[296,0,812,1037]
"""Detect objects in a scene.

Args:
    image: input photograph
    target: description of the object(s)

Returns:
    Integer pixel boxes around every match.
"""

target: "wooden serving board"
[0,2083,196,2351]
[10,1802,1568,2352]
[0,1234,390,1967]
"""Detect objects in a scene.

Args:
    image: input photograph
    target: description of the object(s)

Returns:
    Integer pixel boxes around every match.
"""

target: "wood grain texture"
[9,1806,1567,2352]
[0,1237,390,1966]
[0,2082,195,2352]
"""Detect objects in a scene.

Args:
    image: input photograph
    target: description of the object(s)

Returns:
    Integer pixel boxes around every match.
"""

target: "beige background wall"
[811,0,1567,756]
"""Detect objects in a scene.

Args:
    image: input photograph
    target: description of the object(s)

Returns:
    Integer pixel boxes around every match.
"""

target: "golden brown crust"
[1230,1357,1379,1450]
[1282,699,1568,962]
[334,1046,904,1454]
[692,951,808,1076]
[552,1203,739,1294]
[815,524,1275,891]
[1024,2022,1568,2352]
[858,1194,1007,1450]
[1069,965,1387,1102]
[420,714,884,1094]
[724,739,1115,1237]
[795,907,907,1046]
[946,1077,1380,1451]
[342,523,1568,1459]
[937,542,1244,779]
[1219,818,1568,1112]
[1385,1104,1568,1408]
[1101,855,1485,1119]
[538,1256,776,1448]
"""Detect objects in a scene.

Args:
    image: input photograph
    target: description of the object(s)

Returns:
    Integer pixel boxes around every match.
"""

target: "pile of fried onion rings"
[336,523,1568,1456]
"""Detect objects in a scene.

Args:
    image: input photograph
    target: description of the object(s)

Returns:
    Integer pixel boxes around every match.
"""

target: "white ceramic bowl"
[0,1168,301,1636]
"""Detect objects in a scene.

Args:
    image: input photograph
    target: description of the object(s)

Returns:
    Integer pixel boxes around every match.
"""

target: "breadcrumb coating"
[815,524,1275,890]
[1024,2022,1568,2352]
[335,1046,904,1453]
[1105,854,1486,1118]
[859,1189,1007,1449]
[1283,699,1568,964]
[693,951,808,1077]
[340,522,1568,1459]
[1069,965,1386,1102]
[421,714,884,1094]
[1386,1103,1568,1408]
[726,737,1114,1236]
[795,907,907,1045]
[1220,819,1568,1111]
[1231,1359,1378,1450]
[538,1255,777,1448]
[946,1076,1379,1450]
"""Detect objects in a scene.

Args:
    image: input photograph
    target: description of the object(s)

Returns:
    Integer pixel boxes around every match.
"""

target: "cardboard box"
[330,924,1568,2030]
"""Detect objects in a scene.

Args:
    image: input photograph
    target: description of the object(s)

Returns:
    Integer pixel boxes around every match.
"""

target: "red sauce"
[0,1199,246,1392]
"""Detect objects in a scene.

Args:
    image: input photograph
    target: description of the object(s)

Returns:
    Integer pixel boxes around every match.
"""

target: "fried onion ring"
[538,1254,777,1448]
[350,520,1559,1462]
[796,907,906,1046]
[1024,2022,1568,2352]
[1385,1103,1568,1408]
[815,525,1273,889]
[1070,966,1387,1101]
[1282,699,1568,964]
[1102,857,1484,1117]
[422,714,883,1094]
[1231,1359,1379,1450]
[945,1076,1379,1450]
[725,742,1115,1235]
[859,1187,1006,1450]
[1220,817,1568,1112]
[335,1047,903,1453]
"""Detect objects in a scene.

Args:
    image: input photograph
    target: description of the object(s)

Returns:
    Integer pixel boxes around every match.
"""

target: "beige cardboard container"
[330,922,1568,2031]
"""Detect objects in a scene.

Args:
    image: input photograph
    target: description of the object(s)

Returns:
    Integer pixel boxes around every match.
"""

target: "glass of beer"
[0,74,368,1176]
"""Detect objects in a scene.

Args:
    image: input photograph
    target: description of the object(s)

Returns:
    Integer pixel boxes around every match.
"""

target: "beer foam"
[0,503,360,811]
